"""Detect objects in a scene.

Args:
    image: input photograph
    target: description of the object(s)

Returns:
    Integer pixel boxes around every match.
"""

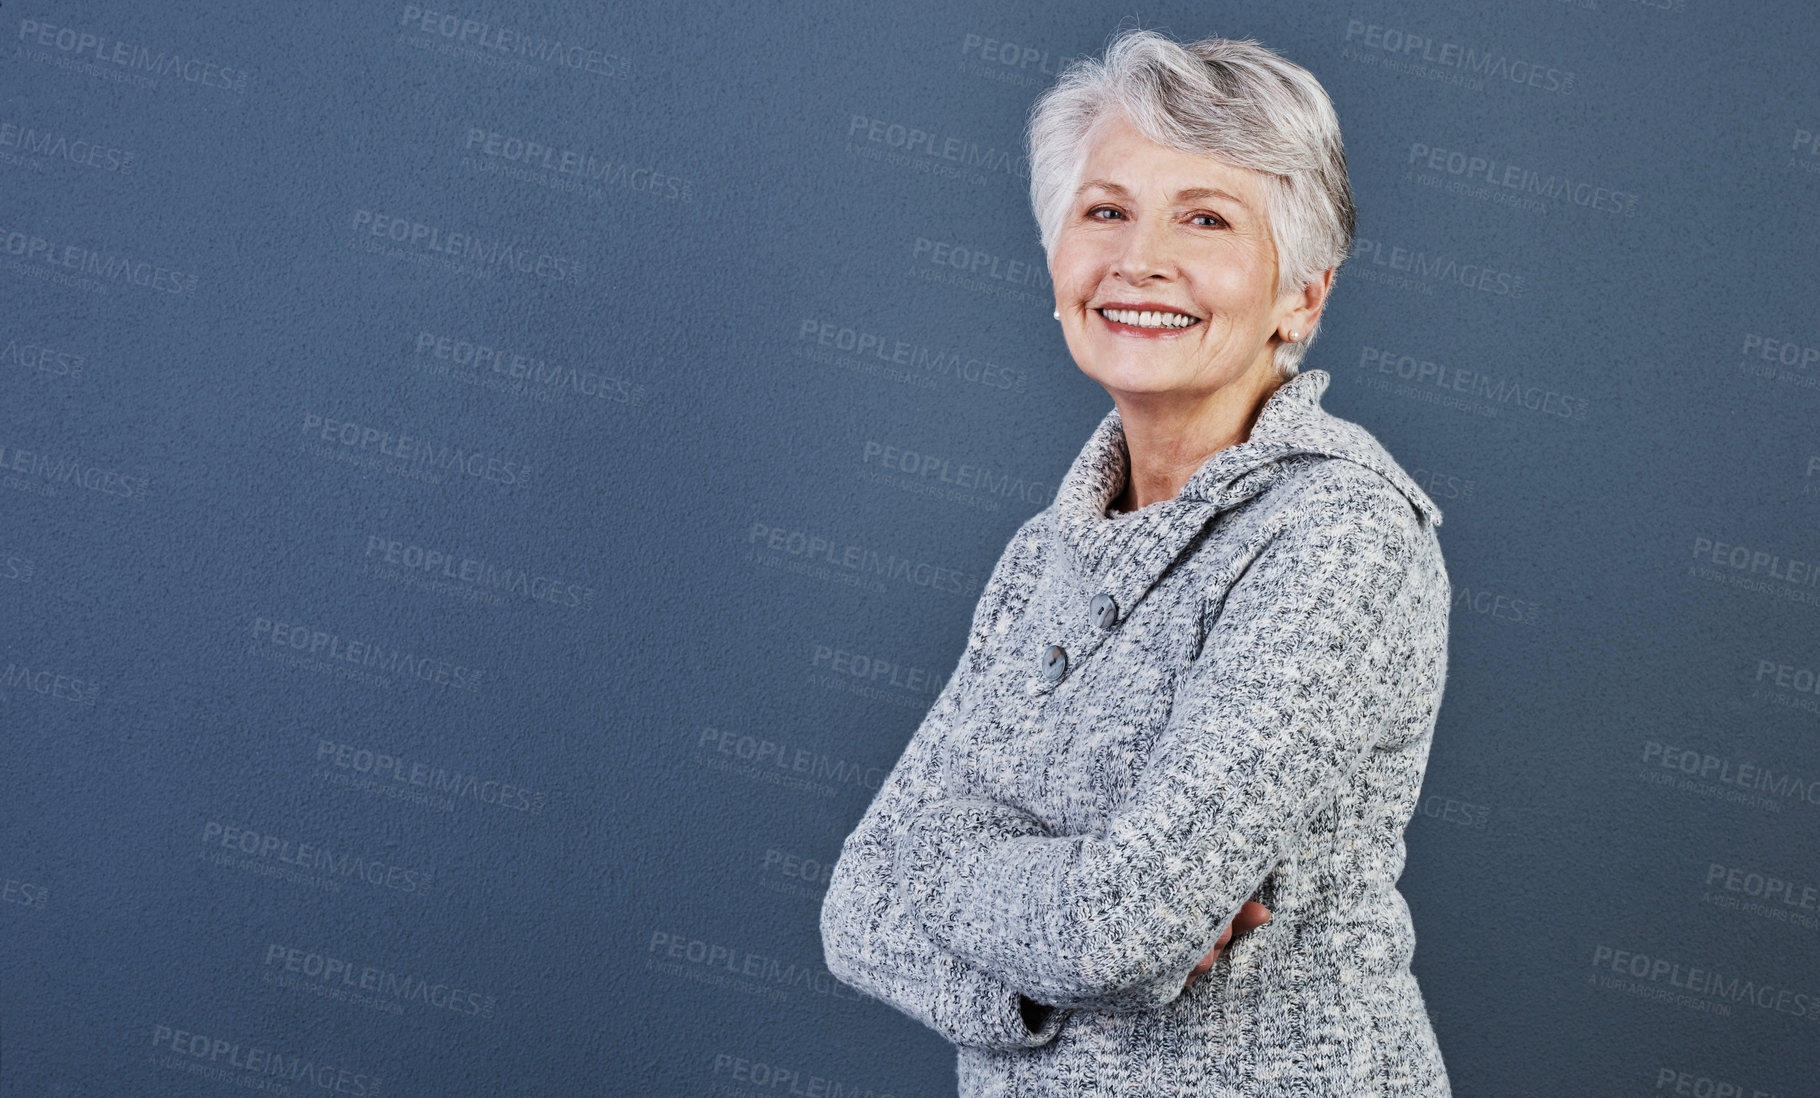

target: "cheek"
[1198,259,1275,317]
[1050,249,1099,297]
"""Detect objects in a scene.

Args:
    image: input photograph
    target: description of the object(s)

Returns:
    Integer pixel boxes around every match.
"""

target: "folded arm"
[820,519,1069,1050]
[894,492,1426,1012]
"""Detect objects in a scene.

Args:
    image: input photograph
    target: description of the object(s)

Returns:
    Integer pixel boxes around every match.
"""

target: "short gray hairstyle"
[1027,28,1355,377]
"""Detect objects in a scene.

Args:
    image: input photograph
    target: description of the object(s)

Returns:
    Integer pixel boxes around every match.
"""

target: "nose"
[1114,212,1178,284]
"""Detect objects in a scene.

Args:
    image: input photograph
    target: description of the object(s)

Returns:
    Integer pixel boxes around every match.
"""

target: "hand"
[1183,901,1272,988]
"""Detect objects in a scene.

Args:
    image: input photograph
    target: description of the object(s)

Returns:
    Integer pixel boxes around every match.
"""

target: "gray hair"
[1027,28,1355,377]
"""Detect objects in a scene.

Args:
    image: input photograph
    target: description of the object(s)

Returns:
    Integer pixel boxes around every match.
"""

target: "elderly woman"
[821,27,1452,1098]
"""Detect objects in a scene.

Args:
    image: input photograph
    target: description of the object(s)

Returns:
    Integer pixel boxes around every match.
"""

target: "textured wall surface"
[3,3,1817,1096]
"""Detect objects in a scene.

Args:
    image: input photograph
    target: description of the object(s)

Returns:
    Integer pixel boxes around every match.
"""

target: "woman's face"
[1051,110,1316,408]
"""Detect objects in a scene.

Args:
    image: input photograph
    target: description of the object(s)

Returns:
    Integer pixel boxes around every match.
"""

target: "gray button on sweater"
[821,368,1454,1096]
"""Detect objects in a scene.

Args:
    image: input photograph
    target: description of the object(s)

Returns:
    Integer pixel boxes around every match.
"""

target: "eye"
[1086,204,1124,221]
[1189,212,1228,228]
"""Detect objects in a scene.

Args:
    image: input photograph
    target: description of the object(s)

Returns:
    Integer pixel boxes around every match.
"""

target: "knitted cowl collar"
[1046,368,1443,605]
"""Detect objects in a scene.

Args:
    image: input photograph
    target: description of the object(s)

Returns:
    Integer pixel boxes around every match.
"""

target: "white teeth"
[1100,307,1198,329]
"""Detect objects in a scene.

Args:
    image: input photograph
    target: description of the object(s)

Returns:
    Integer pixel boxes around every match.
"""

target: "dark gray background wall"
[4,2,1818,1095]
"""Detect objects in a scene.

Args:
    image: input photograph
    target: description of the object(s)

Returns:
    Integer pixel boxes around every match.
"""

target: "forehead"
[1076,111,1264,209]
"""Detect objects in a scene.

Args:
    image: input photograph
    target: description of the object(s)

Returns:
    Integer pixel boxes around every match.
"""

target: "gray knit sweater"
[820,368,1453,1096]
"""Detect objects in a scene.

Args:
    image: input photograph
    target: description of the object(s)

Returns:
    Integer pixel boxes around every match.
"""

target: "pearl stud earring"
[1287,330,1300,342]
[1053,310,1060,319]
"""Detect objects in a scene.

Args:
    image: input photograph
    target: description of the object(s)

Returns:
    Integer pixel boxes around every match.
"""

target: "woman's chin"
[1081,360,1209,399]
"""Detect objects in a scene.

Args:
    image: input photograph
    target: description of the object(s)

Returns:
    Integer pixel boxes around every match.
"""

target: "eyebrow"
[1076,178,1250,209]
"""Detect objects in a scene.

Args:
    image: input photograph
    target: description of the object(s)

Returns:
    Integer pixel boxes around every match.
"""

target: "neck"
[1108,362,1283,513]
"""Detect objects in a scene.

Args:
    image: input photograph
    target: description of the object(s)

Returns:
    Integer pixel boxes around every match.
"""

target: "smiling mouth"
[1096,307,1202,330]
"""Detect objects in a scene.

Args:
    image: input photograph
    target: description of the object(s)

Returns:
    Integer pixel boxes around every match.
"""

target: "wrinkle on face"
[1052,109,1289,411]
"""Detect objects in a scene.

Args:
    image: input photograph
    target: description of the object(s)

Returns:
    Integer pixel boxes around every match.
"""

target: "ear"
[1275,268,1335,342]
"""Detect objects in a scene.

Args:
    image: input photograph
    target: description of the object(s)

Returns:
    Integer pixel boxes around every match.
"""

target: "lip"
[1091,301,1203,336]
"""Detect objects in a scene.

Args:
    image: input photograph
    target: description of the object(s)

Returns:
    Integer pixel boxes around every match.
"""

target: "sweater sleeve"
[893,491,1427,1012]
[819,519,1070,1050]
